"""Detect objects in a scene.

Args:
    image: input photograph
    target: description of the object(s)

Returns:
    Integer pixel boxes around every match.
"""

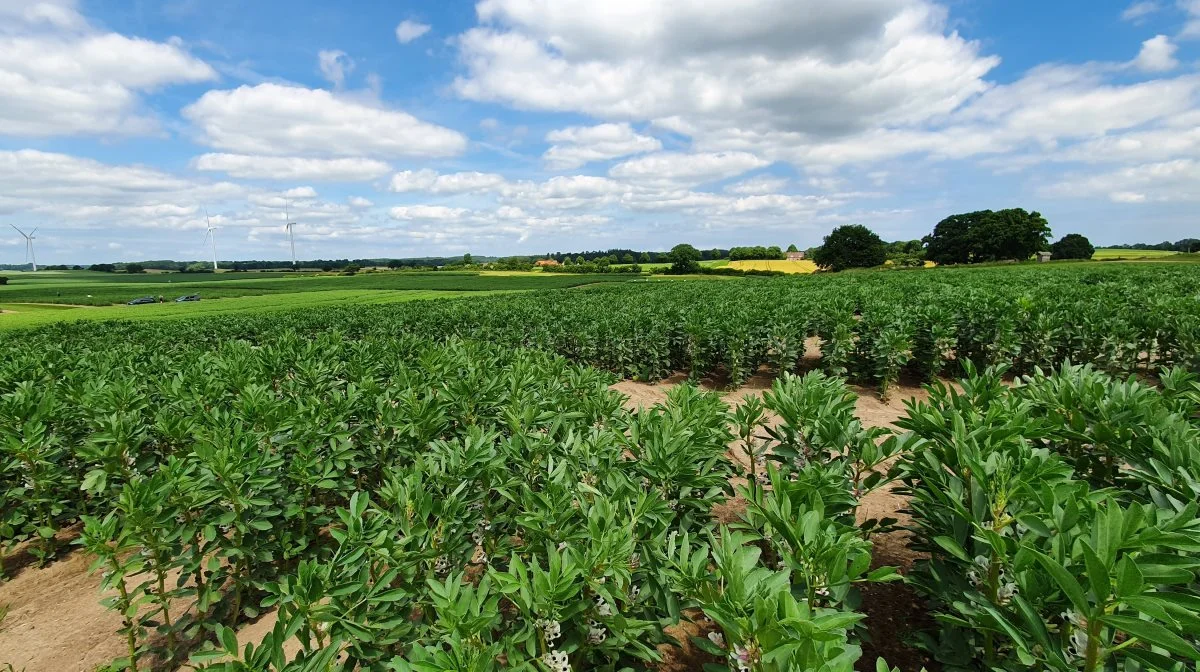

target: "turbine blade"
[9,223,26,237]
[29,227,38,237]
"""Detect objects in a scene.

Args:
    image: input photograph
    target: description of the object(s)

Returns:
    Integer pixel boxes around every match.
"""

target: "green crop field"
[0,290,518,330]
[2,262,1199,672]
[1092,248,1184,260]
[0,270,633,307]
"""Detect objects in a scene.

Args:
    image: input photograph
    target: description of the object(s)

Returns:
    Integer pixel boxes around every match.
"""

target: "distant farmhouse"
[786,251,806,261]
[535,259,561,267]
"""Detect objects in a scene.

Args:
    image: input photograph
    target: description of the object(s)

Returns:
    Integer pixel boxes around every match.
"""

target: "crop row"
[1,264,1198,671]
[3,333,918,671]
[16,264,1200,395]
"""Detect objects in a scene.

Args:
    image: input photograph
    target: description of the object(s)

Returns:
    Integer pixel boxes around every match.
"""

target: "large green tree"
[812,225,886,272]
[667,243,702,274]
[1050,233,1095,260]
[924,209,1051,264]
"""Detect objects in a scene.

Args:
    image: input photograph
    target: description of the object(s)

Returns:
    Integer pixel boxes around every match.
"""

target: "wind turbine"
[10,224,37,272]
[202,208,219,271]
[284,197,297,266]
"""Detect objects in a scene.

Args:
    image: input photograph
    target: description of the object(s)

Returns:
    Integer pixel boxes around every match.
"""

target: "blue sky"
[2,0,1199,264]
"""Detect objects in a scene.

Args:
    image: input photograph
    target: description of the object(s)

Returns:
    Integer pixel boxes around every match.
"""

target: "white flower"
[997,581,1018,606]
[587,624,606,645]
[537,619,562,644]
[542,649,571,672]
[433,555,451,576]
[629,585,641,601]
[707,631,725,648]
[595,596,613,617]
[629,552,641,570]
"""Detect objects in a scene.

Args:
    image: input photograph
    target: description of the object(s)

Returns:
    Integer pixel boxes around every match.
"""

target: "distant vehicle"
[127,296,156,305]
[174,294,201,302]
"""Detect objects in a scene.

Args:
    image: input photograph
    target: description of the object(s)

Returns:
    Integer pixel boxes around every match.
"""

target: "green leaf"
[1099,615,1200,661]
[932,535,970,562]
[1028,548,1089,614]
[1115,557,1143,598]
[1017,515,1052,538]
[1081,542,1109,603]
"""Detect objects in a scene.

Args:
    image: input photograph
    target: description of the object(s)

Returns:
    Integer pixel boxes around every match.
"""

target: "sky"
[2,0,1199,265]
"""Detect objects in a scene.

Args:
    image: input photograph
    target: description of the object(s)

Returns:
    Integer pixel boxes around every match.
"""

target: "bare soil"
[0,361,935,672]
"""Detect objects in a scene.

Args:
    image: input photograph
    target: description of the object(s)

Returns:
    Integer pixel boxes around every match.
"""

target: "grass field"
[1092,248,1183,260]
[0,270,632,306]
[727,259,819,274]
[0,289,519,330]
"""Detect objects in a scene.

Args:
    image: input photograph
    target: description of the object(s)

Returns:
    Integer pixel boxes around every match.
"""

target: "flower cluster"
[587,618,606,645]
[542,649,570,672]
[1062,610,1089,661]
[731,640,761,672]
[537,619,569,671]
[433,555,451,576]
[595,595,613,617]
[536,618,562,645]
[965,555,1018,605]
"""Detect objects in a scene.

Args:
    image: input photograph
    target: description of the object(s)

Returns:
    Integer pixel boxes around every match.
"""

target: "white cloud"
[1041,159,1200,202]
[542,123,662,169]
[193,154,392,181]
[389,169,508,194]
[455,0,997,140]
[389,205,470,221]
[500,175,627,209]
[609,151,770,187]
[317,49,354,88]
[725,175,790,195]
[348,196,373,208]
[1121,1,1160,22]
[1134,35,1178,72]
[0,1,216,136]
[183,83,468,158]
[395,19,431,44]
[1183,0,1200,37]
[0,149,244,229]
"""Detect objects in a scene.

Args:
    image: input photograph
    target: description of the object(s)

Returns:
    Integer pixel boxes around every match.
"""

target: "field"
[0,271,633,307]
[1,263,1199,672]
[1092,248,1185,260]
[726,259,818,274]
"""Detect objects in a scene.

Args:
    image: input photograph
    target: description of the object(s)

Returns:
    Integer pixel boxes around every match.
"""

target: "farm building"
[535,259,561,267]
[786,251,806,261]
[1036,251,1052,263]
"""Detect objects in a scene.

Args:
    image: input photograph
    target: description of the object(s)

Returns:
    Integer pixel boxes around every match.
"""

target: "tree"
[463,253,473,265]
[1176,238,1200,253]
[786,243,798,253]
[124,263,145,274]
[0,276,7,285]
[667,243,702,274]
[639,252,651,263]
[973,208,1051,261]
[924,211,989,265]
[343,264,362,275]
[766,245,783,259]
[89,263,116,273]
[1050,233,1095,260]
[812,225,886,272]
[925,209,1051,264]
[621,254,635,264]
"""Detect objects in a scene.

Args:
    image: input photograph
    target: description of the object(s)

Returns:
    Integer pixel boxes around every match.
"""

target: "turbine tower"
[202,209,219,271]
[10,224,37,272]
[284,197,297,266]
